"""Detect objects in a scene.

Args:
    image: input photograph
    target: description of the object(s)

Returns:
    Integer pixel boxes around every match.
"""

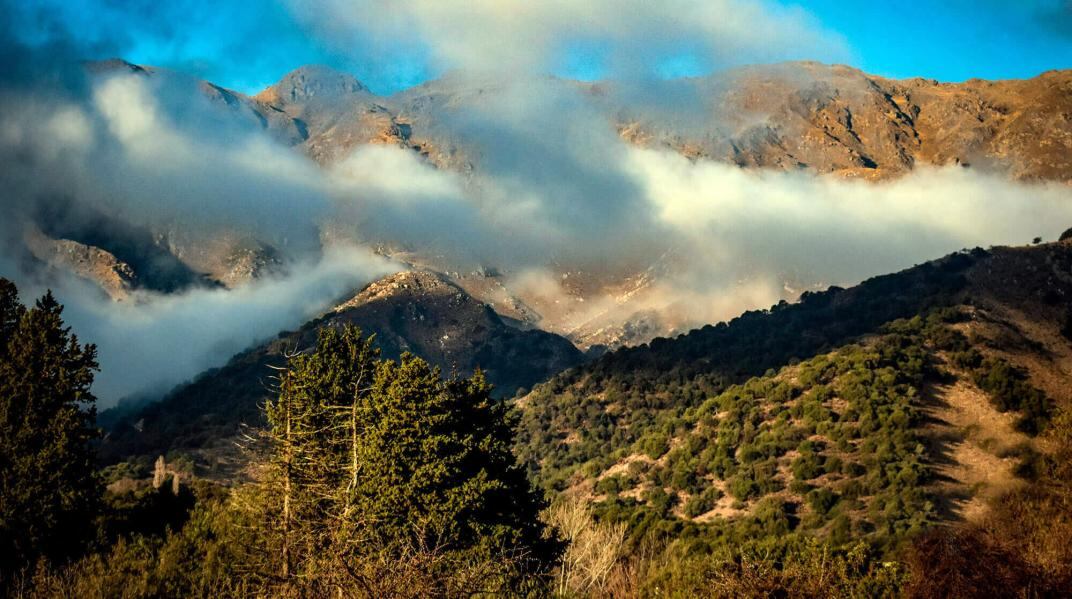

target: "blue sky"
[10,0,1072,95]
[805,0,1072,81]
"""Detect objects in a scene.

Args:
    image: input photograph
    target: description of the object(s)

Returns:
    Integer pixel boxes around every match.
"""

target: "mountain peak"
[84,58,151,76]
[256,65,369,105]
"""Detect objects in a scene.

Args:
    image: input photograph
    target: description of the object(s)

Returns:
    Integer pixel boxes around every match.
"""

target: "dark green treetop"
[0,280,100,579]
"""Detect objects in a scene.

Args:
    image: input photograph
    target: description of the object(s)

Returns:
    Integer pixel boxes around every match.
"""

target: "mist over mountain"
[2,0,1072,410]
[6,57,1072,405]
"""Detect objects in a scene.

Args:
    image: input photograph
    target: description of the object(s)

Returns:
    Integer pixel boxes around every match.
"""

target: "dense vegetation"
[0,280,101,583]
[1,281,560,596]
[520,309,1058,564]
[517,250,981,497]
[248,325,557,593]
[509,241,1072,595]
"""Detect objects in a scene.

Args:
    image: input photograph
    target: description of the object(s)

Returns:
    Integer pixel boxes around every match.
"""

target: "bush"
[807,488,840,516]
[684,487,723,519]
[639,432,671,460]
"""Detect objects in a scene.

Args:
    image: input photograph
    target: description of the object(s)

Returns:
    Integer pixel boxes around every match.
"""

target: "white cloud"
[4,17,1072,405]
[50,245,397,400]
[290,0,851,78]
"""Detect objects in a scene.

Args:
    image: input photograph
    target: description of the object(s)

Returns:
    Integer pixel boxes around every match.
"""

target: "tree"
[257,324,557,592]
[261,324,379,581]
[0,280,100,580]
[353,355,554,563]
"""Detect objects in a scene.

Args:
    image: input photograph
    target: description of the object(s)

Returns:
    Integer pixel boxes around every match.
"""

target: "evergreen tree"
[258,324,557,591]
[0,280,100,580]
[354,355,554,563]
[262,325,379,579]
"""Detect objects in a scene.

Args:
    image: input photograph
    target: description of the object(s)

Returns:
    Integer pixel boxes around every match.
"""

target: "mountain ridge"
[99,268,586,471]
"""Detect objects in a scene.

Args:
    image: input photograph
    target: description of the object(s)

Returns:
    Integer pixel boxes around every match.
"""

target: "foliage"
[252,324,558,592]
[516,250,978,495]
[0,280,101,583]
[531,313,954,559]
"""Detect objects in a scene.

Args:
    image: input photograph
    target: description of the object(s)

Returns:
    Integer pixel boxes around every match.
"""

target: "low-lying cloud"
[14,246,396,401]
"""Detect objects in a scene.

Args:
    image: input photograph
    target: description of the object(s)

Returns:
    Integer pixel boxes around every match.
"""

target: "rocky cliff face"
[610,62,1072,181]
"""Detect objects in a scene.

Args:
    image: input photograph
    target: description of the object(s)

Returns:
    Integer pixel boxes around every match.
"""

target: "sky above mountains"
[9,0,1072,95]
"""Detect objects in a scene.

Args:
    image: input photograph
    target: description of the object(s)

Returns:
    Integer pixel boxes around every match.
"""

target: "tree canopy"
[0,279,100,581]
[258,324,556,592]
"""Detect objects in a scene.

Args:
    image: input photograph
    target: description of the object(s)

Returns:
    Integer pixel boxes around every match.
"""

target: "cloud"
[292,0,850,80]
[0,29,395,404]
[328,128,1072,344]
[627,148,1072,303]
[11,245,396,401]
[4,0,850,93]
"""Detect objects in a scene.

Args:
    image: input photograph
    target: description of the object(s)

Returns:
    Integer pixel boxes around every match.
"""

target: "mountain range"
[23,60,1072,354]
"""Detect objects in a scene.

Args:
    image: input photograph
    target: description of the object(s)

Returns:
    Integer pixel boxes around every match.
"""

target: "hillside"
[515,237,1072,552]
[100,270,585,470]
[607,62,1072,181]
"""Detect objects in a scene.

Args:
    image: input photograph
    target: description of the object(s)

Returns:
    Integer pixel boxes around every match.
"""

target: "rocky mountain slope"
[100,269,585,470]
[20,60,1072,347]
[608,62,1072,181]
[514,234,1072,548]
[243,61,1072,181]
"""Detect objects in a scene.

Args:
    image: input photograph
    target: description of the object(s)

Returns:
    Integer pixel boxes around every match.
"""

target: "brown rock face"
[609,62,1072,181]
[24,227,137,300]
[237,61,1072,181]
[254,65,424,164]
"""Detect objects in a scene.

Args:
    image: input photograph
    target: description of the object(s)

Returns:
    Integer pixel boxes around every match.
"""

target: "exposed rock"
[255,64,368,105]
[23,226,137,300]
[242,61,1072,182]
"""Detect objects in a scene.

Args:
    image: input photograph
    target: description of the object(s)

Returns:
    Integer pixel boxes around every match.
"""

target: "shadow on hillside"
[917,380,974,522]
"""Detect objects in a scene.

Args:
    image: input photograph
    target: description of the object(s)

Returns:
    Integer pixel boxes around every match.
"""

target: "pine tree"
[262,325,379,581]
[0,281,100,579]
[354,356,554,564]
[257,324,558,591]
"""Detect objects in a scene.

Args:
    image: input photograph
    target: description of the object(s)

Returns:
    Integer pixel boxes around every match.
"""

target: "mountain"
[100,270,585,471]
[514,235,1072,549]
[133,64,1072,329]
[242,61,1072,181]
[20,60,1072,347]
[605,62,1072,181]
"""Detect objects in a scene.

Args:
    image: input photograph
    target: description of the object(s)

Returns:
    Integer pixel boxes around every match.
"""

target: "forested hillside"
[510,236,1072,593]
[100,270,584,469]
